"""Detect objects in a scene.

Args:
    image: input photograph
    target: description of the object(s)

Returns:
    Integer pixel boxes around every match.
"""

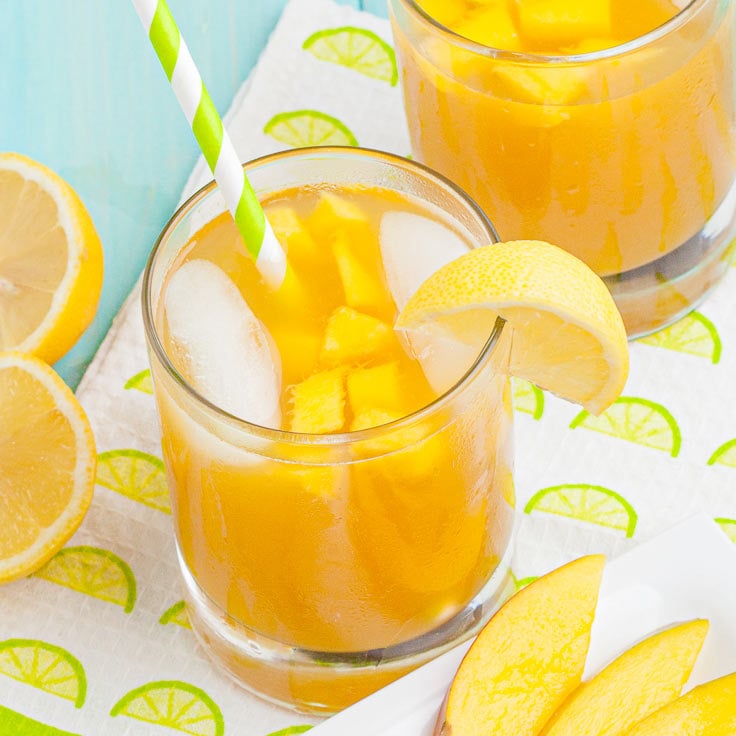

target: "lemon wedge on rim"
[396,240,629,415]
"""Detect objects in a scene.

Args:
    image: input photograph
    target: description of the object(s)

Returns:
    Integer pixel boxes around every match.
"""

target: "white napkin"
[2,0,736,734]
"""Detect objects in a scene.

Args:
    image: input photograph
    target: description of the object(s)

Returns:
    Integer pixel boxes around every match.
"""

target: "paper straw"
[131,0,287,290]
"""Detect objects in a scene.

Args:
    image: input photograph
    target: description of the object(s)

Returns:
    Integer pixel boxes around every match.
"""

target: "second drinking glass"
[390,0,736,336]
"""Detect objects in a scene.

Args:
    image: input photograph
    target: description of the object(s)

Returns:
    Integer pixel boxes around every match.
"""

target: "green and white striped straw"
[132,0,287,289]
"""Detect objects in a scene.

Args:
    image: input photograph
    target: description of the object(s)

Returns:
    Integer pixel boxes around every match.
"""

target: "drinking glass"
[390,0,736,336]
[142,148,516,713]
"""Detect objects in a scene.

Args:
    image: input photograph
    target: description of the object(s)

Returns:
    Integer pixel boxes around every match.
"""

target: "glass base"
[177,540,516,715]
[606,180,736,339]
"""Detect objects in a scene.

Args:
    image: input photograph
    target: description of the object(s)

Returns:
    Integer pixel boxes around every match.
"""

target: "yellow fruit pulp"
[153,185,515,709]
[0,153,103,364]
[540,619,709,736]
[415,0,679,65]
[440,555,606,736]
[0,352,96,582]
[624,672,736,735]
[394,0,735,330]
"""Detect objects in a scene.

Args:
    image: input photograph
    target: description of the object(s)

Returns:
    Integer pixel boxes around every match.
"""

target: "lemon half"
[0,351,96,582]
[0,152,103,364]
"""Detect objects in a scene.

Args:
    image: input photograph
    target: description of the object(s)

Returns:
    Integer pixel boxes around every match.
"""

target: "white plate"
[311,514,736,736]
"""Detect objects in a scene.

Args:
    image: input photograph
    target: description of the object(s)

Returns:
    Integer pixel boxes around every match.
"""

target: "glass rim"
[141,145,506,448]
[392,0,705,63]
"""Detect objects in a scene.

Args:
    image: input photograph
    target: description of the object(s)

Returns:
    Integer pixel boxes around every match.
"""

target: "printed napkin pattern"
[1,0,736,734]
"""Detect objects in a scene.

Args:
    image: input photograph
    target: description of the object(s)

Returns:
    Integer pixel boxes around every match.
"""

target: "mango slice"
[289,368,346,433]
[438,555,606,736]
[625,672,736,736]
[541,619,709,736]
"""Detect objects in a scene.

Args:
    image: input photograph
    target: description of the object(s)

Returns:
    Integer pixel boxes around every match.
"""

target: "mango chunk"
[289,368,346,434]
[321,306,396,366]
[291,465,349,499]
[350,407,403,433]
[347,362,404,416]
[454,5,521,50]
[517,0,611,48]
[306,192,370,244]
[267,205,322,264]
[350,408,425,460]
[492,64,590,106]
[271,327,322,386]
[415,0,466,28]
[351,408,446,479]
[272,260,313,317]
[333,231,394,317]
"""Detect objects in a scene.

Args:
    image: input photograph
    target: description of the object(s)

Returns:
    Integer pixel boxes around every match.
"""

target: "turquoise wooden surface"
[0,0,388,388]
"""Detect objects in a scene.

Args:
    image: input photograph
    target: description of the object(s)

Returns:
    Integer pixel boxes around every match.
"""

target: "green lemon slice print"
[638,311,721,363]
[0,639,87,708]
[266,727,314,736]
[715,518,736,543]
[303,26,397,85]
[708,438,736,468]
[159,600,192,630]
[511,574,538,592]
[570,396,682,457]
[264,110,358,148]
[110,680,224,736]
[0,705,81,736]
[34,546,136,613]
[512,377,544,420]
[524,483,638,537]
[124,369,154,394]
[96,449,170,513]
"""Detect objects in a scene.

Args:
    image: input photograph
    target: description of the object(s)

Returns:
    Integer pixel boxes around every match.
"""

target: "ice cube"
[380,211,478,394]
[406,328,483,395]
[164,259,282,428]
[379,211,469,312]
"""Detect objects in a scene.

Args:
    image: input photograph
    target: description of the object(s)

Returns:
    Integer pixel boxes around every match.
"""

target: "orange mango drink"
[390,0,736,335]
[143,149,515,713]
